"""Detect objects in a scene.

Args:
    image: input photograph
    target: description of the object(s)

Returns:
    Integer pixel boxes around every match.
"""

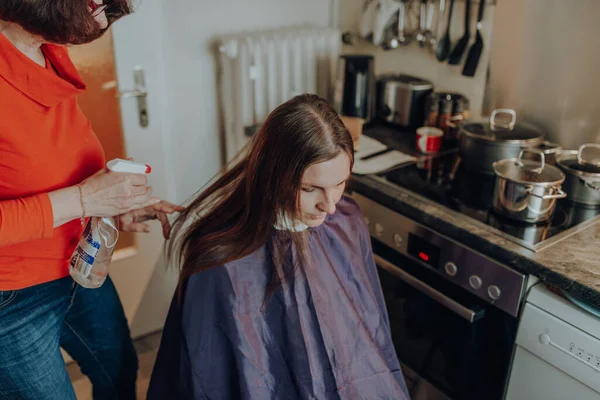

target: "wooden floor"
[67,331,162,400]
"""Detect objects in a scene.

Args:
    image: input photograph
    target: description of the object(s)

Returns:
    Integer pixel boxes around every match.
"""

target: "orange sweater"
[0,33,105,290]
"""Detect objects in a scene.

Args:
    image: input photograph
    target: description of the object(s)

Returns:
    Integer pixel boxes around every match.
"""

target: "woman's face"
[299,152,351,228]
[89,0,109,29]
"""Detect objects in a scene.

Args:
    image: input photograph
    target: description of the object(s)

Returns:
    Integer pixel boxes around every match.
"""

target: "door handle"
[103,66,149,128]
[375,254,485,323]
[117,89,147,99]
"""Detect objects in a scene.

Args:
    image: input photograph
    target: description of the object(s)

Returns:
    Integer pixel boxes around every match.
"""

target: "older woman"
[0,1,181,399]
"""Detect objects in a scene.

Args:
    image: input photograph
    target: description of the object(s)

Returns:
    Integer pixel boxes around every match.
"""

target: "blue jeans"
[0,276,138,399]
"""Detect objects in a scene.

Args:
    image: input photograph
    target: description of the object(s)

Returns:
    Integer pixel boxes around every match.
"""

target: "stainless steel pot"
[459,109,545,174]
[556,144,600,206]
[492,150,567,223]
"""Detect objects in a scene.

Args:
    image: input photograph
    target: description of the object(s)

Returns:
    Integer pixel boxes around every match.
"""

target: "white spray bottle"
[69,159,152,288]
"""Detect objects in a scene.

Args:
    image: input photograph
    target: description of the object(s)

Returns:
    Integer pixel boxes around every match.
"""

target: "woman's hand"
[117,201,185,239]
[79,168,160,217]
[49,168,160,229]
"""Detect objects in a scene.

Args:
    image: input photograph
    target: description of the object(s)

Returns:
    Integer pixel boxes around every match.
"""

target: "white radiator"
[217,26,342,162]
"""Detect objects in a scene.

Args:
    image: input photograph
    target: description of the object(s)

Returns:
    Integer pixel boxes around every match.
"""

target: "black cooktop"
[378,151,600,249]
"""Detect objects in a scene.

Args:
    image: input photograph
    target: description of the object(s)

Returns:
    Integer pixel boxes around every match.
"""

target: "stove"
[376,150,600,252]
[350,126,600,400]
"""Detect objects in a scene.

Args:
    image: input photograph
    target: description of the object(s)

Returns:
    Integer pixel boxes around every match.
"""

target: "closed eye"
[301,179,348,193]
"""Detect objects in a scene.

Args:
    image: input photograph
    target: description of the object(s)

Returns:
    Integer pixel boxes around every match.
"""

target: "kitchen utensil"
[376,74,434,129]
[459,109,545,174]
[556,144,600,206]
[372,0,400,46]
[462,0,485,76]
[492,150,567,223]
[333,55,376,121]
[416,127,443,154]
[382,0,410,50]
[397,0,410,45]
[448,0,471,65]
[416,0,428,47]
[359,0,378,39]
[436,0,455,61]
[423,0,438,48]
[381,22,399,50]
[436,0,447,41]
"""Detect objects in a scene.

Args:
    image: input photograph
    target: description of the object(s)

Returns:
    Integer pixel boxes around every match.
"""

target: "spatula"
[448,0,471,65]
[462,0,486,76]
[435,0,455,62]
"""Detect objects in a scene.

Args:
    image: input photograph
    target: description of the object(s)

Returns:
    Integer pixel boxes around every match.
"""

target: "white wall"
[158,0,333,204]
[487,0,600,148]
[338,0,496,118]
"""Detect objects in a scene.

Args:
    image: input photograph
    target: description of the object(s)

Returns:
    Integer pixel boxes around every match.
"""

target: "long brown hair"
[169,94,354,295]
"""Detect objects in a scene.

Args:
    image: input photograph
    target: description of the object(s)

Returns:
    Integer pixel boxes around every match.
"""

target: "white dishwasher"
[505,283,600,400]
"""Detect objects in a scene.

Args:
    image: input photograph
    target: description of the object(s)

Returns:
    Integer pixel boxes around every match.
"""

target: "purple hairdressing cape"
[148,196,409,400]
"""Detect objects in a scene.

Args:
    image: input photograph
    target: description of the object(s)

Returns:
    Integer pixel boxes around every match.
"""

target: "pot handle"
[577,143,600,166]
[518,148,545,174]
[538,140,561,153]
[583,179,600,191]
[490,109,517,130]
[540,188,567,200]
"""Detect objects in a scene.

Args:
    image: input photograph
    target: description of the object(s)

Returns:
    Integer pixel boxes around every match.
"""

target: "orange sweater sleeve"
[0,193,54,247]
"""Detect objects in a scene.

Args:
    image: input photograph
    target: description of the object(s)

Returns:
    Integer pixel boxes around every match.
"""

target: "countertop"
[350,123,600,309]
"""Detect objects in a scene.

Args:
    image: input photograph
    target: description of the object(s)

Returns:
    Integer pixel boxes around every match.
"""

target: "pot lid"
[494,150,565,186]
[557,144,600,175]
[560,159,600,174]
[462,109,544,143]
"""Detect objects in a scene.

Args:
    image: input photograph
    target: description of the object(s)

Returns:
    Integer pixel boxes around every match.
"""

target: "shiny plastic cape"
[148,196,409,399]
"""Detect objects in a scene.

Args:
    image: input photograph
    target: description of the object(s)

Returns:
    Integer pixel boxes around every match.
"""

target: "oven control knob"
[488,285,502,300]
[444,262,458,277]
[393,234,403,247]
[375,223,384,237]
[469,275,483,290]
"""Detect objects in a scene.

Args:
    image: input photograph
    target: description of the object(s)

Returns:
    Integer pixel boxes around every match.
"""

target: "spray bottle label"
[70,221,101,278]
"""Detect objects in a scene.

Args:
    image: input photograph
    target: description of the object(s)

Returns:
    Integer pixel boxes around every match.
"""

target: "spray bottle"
[69,159,152,288]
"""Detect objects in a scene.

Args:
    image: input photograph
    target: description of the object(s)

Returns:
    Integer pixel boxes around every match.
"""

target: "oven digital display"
[407,233,440,268]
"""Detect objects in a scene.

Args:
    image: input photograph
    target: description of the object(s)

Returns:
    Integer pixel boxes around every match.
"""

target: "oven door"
[373,240,518,400]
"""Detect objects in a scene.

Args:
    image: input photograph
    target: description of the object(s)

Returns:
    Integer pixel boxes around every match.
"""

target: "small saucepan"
[556,144,600,206]
[492,149,567,223]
